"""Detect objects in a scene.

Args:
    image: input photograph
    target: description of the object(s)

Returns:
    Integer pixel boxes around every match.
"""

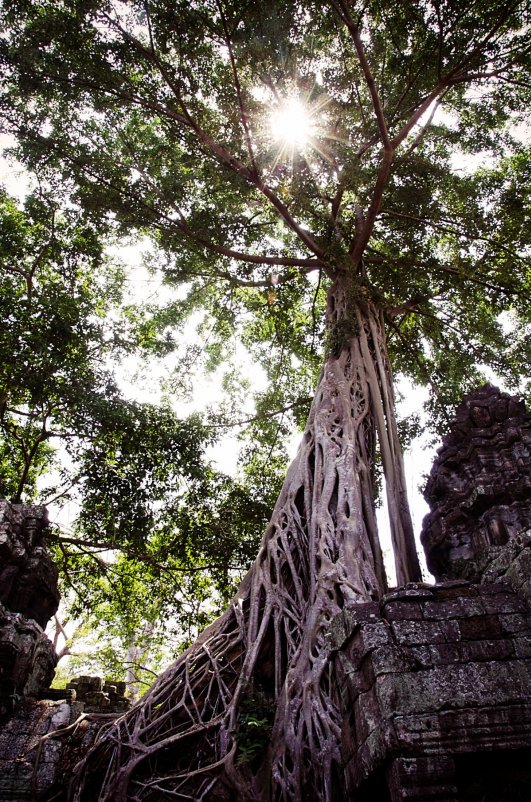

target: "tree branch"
[333,0,391,150]
[380,208,529,267]
[349,148,394,265]
[216,0,259,176]
[395,92,449,161]
[206,398,311,429]
[448,0,524,79]
[100,9,327,261]
[55,534,245,576]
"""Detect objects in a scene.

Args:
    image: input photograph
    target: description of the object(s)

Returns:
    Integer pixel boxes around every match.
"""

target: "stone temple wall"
[332,579,531,801]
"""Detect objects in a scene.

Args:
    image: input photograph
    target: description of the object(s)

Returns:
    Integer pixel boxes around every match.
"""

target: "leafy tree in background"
[1,1,530,800]
[0,188,122,502]
[0,187,273,681]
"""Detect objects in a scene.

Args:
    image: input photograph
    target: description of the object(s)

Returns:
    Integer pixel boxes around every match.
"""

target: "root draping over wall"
[69,291,420,802]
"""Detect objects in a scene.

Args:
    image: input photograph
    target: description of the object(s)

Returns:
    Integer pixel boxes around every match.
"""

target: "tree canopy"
[1,0,528,431]
[0,185,276,680]
[0,1,530,799]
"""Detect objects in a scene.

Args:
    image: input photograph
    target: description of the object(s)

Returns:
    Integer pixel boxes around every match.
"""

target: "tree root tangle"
[68,295,418,802]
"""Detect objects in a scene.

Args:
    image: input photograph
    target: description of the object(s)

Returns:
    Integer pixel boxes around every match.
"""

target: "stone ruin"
[63,675,129,712]
[0,502,59,713]
[0,501,130,801]
[0,383,530,801]
[421,383,531,587]
[333,385,531,801]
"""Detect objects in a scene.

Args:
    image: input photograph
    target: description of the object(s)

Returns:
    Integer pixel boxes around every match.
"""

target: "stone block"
[435,592,487,618]
[477,580,513,596]
[393,704,531,754]
[456,638,514,663]
[383,600,423,621]
[421,599,468,620]
[330,604,382,649]
[391,619,461,646]
[384,585,435,602]
[458,615,502,640]
[370,645,414,675]
[423,643,462,665]
[481,592,528,615]
[407,645,437,669]
[354,687,380,745]
[387,755,459,802]
[344,622,392,667]
[375,660,531,718]
[513,635,531,658]
[500,612,531,635]
[432,581,475,599]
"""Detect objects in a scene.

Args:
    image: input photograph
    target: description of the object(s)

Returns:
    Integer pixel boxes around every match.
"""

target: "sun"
[270,97,315,150]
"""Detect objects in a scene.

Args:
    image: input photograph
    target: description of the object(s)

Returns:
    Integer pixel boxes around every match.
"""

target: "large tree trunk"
[69,279,420,802]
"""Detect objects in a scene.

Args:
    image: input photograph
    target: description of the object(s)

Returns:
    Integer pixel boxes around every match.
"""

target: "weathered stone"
[0,501,60,711]
[330,603,382,650]
[0,602,57,713]
[382,600,424,621]
[499,612,531,635]
[390,619,461,646]
[0,697,103,802]
[336,578,531,802]
[66,674,131,713]
[383,585,435,602]
[370,645,415,675]
[480,591,528,615]
[387,755,459,802]
[458,614,503,640]
[342,621,393,669]
[421,385,531,584]
[0,502,59,629]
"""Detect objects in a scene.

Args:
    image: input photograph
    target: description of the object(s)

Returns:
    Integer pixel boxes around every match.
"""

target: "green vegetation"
[0,186,278,684]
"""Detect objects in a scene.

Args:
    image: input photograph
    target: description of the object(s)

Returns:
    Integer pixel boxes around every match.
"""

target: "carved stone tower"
[421,383,531,586]
[0,501,59,713]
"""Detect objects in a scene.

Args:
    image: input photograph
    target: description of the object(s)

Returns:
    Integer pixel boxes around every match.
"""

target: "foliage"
[0,0,528,440]
[0,187,119,501]
[0,186,279,677]
[236,686,276,766]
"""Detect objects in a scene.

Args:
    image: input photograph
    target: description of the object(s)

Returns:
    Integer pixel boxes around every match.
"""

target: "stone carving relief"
[0,501,59,711]
[421,385,531,582]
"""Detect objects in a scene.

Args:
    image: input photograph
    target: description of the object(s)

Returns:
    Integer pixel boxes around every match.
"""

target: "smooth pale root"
[270,98,315,148]
[69,282,420,802]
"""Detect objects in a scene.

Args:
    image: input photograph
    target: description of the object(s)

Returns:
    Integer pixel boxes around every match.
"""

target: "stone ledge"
[335,579,531,798]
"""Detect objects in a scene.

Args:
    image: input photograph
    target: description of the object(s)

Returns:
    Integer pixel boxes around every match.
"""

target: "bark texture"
[68,285,418,802]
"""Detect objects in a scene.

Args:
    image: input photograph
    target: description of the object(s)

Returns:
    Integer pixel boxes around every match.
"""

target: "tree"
[1,1,529,800]
[0,187,123,502]
[0,185,273,677]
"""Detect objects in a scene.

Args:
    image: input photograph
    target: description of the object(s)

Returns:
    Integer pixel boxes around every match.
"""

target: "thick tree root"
[69,297,415,802]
